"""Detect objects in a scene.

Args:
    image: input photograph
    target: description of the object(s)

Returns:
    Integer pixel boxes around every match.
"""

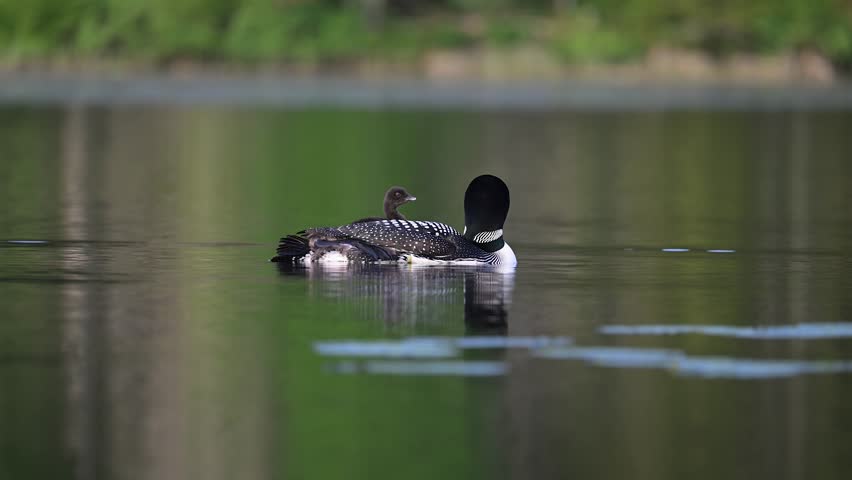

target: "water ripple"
[535,346,682,369]
[329,360,508,377]
[419,336,571,350]
[4,240,49,245]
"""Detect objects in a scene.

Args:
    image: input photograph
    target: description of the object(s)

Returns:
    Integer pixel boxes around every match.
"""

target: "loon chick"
[271,175,516,266]
[352,186,416,223]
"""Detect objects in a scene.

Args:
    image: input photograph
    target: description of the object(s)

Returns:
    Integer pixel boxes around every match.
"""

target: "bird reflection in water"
[276,263,514,335]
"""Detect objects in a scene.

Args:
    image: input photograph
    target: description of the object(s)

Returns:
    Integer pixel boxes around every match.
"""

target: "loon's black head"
[384,186,416,218]
[463,175,510,251]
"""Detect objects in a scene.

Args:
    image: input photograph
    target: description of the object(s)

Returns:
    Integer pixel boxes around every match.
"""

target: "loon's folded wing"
[339,220,460,258]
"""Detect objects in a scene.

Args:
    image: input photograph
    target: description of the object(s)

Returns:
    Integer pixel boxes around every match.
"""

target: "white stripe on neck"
[473,229,503,244]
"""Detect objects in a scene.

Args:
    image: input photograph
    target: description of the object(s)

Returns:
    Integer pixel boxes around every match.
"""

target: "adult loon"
[352,186,416,223]
[271,174,517,266]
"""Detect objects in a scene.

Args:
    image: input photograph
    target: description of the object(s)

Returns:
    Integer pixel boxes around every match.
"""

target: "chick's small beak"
[407,196,417,201]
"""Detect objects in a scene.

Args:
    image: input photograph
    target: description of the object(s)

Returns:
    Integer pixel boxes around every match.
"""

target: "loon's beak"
[407,196,417,202]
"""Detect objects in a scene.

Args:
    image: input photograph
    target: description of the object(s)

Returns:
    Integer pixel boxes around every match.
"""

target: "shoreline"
[0,44,844,85]
[2,70,852,111]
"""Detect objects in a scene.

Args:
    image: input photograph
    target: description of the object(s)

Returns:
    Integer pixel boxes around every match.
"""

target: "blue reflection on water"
[674,357,852,379]
[600,322,852,339]
[314,339,457,358]
[316,337,569,376]
[314,336,571,358]
[535,346,682,368]
[315,333,852,379]
[533,346,852,379]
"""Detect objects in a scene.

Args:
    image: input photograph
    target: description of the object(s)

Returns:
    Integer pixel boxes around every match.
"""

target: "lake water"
[2,100,852,480]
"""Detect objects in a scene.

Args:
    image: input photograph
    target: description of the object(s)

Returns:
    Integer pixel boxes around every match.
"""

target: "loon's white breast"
[494,242,517,267]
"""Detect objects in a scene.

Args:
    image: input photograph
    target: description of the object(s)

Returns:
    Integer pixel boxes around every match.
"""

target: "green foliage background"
[0,0,850,67]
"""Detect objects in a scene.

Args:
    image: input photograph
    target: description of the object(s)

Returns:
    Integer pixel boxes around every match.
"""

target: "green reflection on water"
[1,106,851,480]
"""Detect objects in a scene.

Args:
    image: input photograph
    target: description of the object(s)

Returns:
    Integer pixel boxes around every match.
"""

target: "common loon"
[352,186,416,223]
[271,175,517,266]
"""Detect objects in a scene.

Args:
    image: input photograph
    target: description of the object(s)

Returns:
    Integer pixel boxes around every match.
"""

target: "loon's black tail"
[270,235,310,262]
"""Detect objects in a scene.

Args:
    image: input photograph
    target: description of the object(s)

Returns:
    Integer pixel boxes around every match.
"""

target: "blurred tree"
[0,0,850,67]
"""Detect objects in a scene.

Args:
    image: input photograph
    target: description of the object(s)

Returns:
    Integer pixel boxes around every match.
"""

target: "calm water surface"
[2,105,852,480]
